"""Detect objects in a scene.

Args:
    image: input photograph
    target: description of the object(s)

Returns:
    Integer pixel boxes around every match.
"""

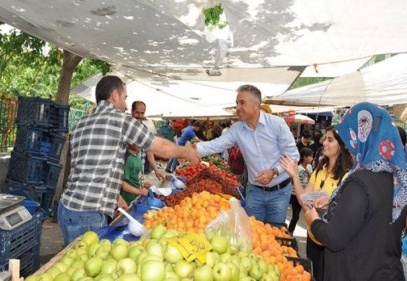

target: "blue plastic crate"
[16,96,53,128]
[0,243,40,277]
[54,104,70,133]
[0,212,43,266]
[43,161,62,188]
[6,152,45,184]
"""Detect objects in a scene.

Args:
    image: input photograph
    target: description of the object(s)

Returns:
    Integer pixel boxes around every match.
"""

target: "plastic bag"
[204,197,252,253]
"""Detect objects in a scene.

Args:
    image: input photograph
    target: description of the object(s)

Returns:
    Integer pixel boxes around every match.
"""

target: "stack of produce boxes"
[5,96,69,217]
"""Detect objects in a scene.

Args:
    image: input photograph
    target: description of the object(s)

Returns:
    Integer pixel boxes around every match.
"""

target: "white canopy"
[1,0,406,80]
[266,54,407,107]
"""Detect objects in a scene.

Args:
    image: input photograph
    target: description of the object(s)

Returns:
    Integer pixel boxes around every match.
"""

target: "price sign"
[166,232,212,263]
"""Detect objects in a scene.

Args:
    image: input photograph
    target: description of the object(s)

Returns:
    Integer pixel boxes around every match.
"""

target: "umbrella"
[284,114,315,125]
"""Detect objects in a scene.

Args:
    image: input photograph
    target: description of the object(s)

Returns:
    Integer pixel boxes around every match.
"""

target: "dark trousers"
[288,194,302,233]
[307,235,325,281]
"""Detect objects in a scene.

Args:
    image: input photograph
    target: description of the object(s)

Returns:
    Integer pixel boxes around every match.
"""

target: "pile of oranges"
[249,217,311,281]
[143,191,230,233]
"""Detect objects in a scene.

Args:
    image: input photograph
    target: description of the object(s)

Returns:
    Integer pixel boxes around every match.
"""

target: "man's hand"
[184,142,201,165]
[254,169,277,186]
[154,170,165,181]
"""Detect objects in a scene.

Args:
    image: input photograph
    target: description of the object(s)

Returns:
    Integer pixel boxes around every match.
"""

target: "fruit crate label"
[167,232,212,263]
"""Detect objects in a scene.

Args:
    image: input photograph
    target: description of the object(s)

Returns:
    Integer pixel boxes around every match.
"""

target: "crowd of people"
[57,75,407,281]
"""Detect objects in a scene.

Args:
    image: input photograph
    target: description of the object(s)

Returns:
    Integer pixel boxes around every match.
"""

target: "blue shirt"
[197,112,299,187]
[177,126,196,146]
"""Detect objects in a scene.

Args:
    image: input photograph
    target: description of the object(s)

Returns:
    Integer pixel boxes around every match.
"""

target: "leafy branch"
[203,4,227,31]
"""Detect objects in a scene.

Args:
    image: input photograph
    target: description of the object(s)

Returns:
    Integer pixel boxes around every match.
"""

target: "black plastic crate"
[286,256,314,279]
[41,186,55,217]
[0,243,40,277]
[43,161,62,187]
[16,96,53,128]
[276,236,299,252]
[4,181,46,203]
[48,132,66,161]
[13,126,49,156]
[0,212,43,266]
[6,152,45,184]
[53,104,70,133]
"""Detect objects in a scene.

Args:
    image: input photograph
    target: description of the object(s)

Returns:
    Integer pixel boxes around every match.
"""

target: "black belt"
[253,178,291,192]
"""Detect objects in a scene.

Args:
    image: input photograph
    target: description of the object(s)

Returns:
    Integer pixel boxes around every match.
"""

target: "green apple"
[81,231,99,246]
[227,262,240,281]
[95,245,110,260]
[65,249,78,259]
[146,241,164,258]
[151,224,167,240]
[24,275,39,281]
[193,264,214,281]
[116,257,137,276]
[79,254,90,262]
[111,243,129,260]
[249,264,263,280]
[70,268,86,281]
[210,236,229,255]
[88,242,100,256]
[240,256,252,272]
[141,260,165,281]
[140,254,164,265]
[164,243,183,264]
[54,272,70,281]
[205,251,219,268]
[266,270,279,281]
[54,262,68,272]
[165,271,180,281]
[94,273,115,281]
[116,273,141,281]
[84,256,103,277]
[100,258,118,274]
[37,272,53,281]
[136,251,149,264]
[258,258,268,274]
[45,266,61,279]
[99,239,112,250]
[219,252,232,263]
[60,254,75,267]
[128,244,144,260]
[174,260,194,278]
[113,238,129,246]
[212,262,231,281]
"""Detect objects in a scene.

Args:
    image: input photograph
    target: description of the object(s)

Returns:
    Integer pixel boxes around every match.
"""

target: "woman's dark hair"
[316,126,353,181]
[95,75,125,104]
[397,126,406,148]
[299,147,313,165]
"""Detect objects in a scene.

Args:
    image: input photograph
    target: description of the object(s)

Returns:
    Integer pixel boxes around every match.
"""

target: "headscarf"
[331,102,407,223]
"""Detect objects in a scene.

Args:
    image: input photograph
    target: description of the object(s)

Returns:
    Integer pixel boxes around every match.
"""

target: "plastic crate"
[0,244,40,277]
[286,256,314,279]
[41,186,55,217]
[4,181,46,203]
[43,161,62,188]
[0,212,43,266]
[276,236,299,252]
[6,152,45,184]
[16,96,53,128]
[48,132,66,161]
[54,104,70,132]
[13,126,48,156]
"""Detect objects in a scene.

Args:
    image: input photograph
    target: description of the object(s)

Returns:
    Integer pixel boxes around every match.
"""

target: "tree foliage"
[0,24,110,110]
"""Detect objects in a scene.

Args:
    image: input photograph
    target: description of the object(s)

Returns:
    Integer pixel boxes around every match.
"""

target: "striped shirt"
[60,101,154,217]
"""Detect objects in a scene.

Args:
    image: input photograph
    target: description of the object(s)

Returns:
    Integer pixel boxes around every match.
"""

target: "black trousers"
[306,235,325,281]
[288,194,302,233]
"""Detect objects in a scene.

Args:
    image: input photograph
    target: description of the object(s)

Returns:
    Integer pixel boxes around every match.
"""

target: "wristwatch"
[272,168,279,178]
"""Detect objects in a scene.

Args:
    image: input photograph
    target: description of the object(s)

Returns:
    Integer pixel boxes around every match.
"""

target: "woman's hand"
[280,154,299,178]
[304,207,320,226]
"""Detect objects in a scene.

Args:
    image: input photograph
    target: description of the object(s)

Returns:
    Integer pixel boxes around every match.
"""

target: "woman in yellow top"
[281,125,353,281]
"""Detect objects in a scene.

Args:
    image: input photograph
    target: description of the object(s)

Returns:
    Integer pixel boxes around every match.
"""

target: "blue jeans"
[244,182,292,224]
[57,201,109,246]
[165,158,179,173]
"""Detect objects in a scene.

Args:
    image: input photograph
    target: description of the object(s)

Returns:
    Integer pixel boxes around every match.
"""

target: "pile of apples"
[25,225,281,281]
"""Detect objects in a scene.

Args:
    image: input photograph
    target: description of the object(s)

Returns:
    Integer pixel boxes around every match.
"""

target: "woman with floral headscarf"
[302,102,407,281]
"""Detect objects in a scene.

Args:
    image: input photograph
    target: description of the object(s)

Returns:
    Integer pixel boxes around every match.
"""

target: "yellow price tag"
[166,232,212,263]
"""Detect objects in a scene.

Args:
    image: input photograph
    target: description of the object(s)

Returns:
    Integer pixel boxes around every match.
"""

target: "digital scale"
[0,194,32,231]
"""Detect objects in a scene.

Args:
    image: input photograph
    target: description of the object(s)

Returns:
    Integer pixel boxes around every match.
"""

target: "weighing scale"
[0,194,32,231]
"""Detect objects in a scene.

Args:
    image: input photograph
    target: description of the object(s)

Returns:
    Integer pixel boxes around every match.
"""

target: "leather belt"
[253,178,291,192]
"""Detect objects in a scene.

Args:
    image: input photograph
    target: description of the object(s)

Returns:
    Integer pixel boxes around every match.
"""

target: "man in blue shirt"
[196,85,299,224]
[165,121,201,173]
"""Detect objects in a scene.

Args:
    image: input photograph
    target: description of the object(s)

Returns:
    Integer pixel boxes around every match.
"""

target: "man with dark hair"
[58,75,200,245]
[131,100,165,181]
[296,130,312,152]
[196,84,299,224]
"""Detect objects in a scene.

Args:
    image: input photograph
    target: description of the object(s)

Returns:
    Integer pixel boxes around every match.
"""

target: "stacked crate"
[5,96,69,217]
